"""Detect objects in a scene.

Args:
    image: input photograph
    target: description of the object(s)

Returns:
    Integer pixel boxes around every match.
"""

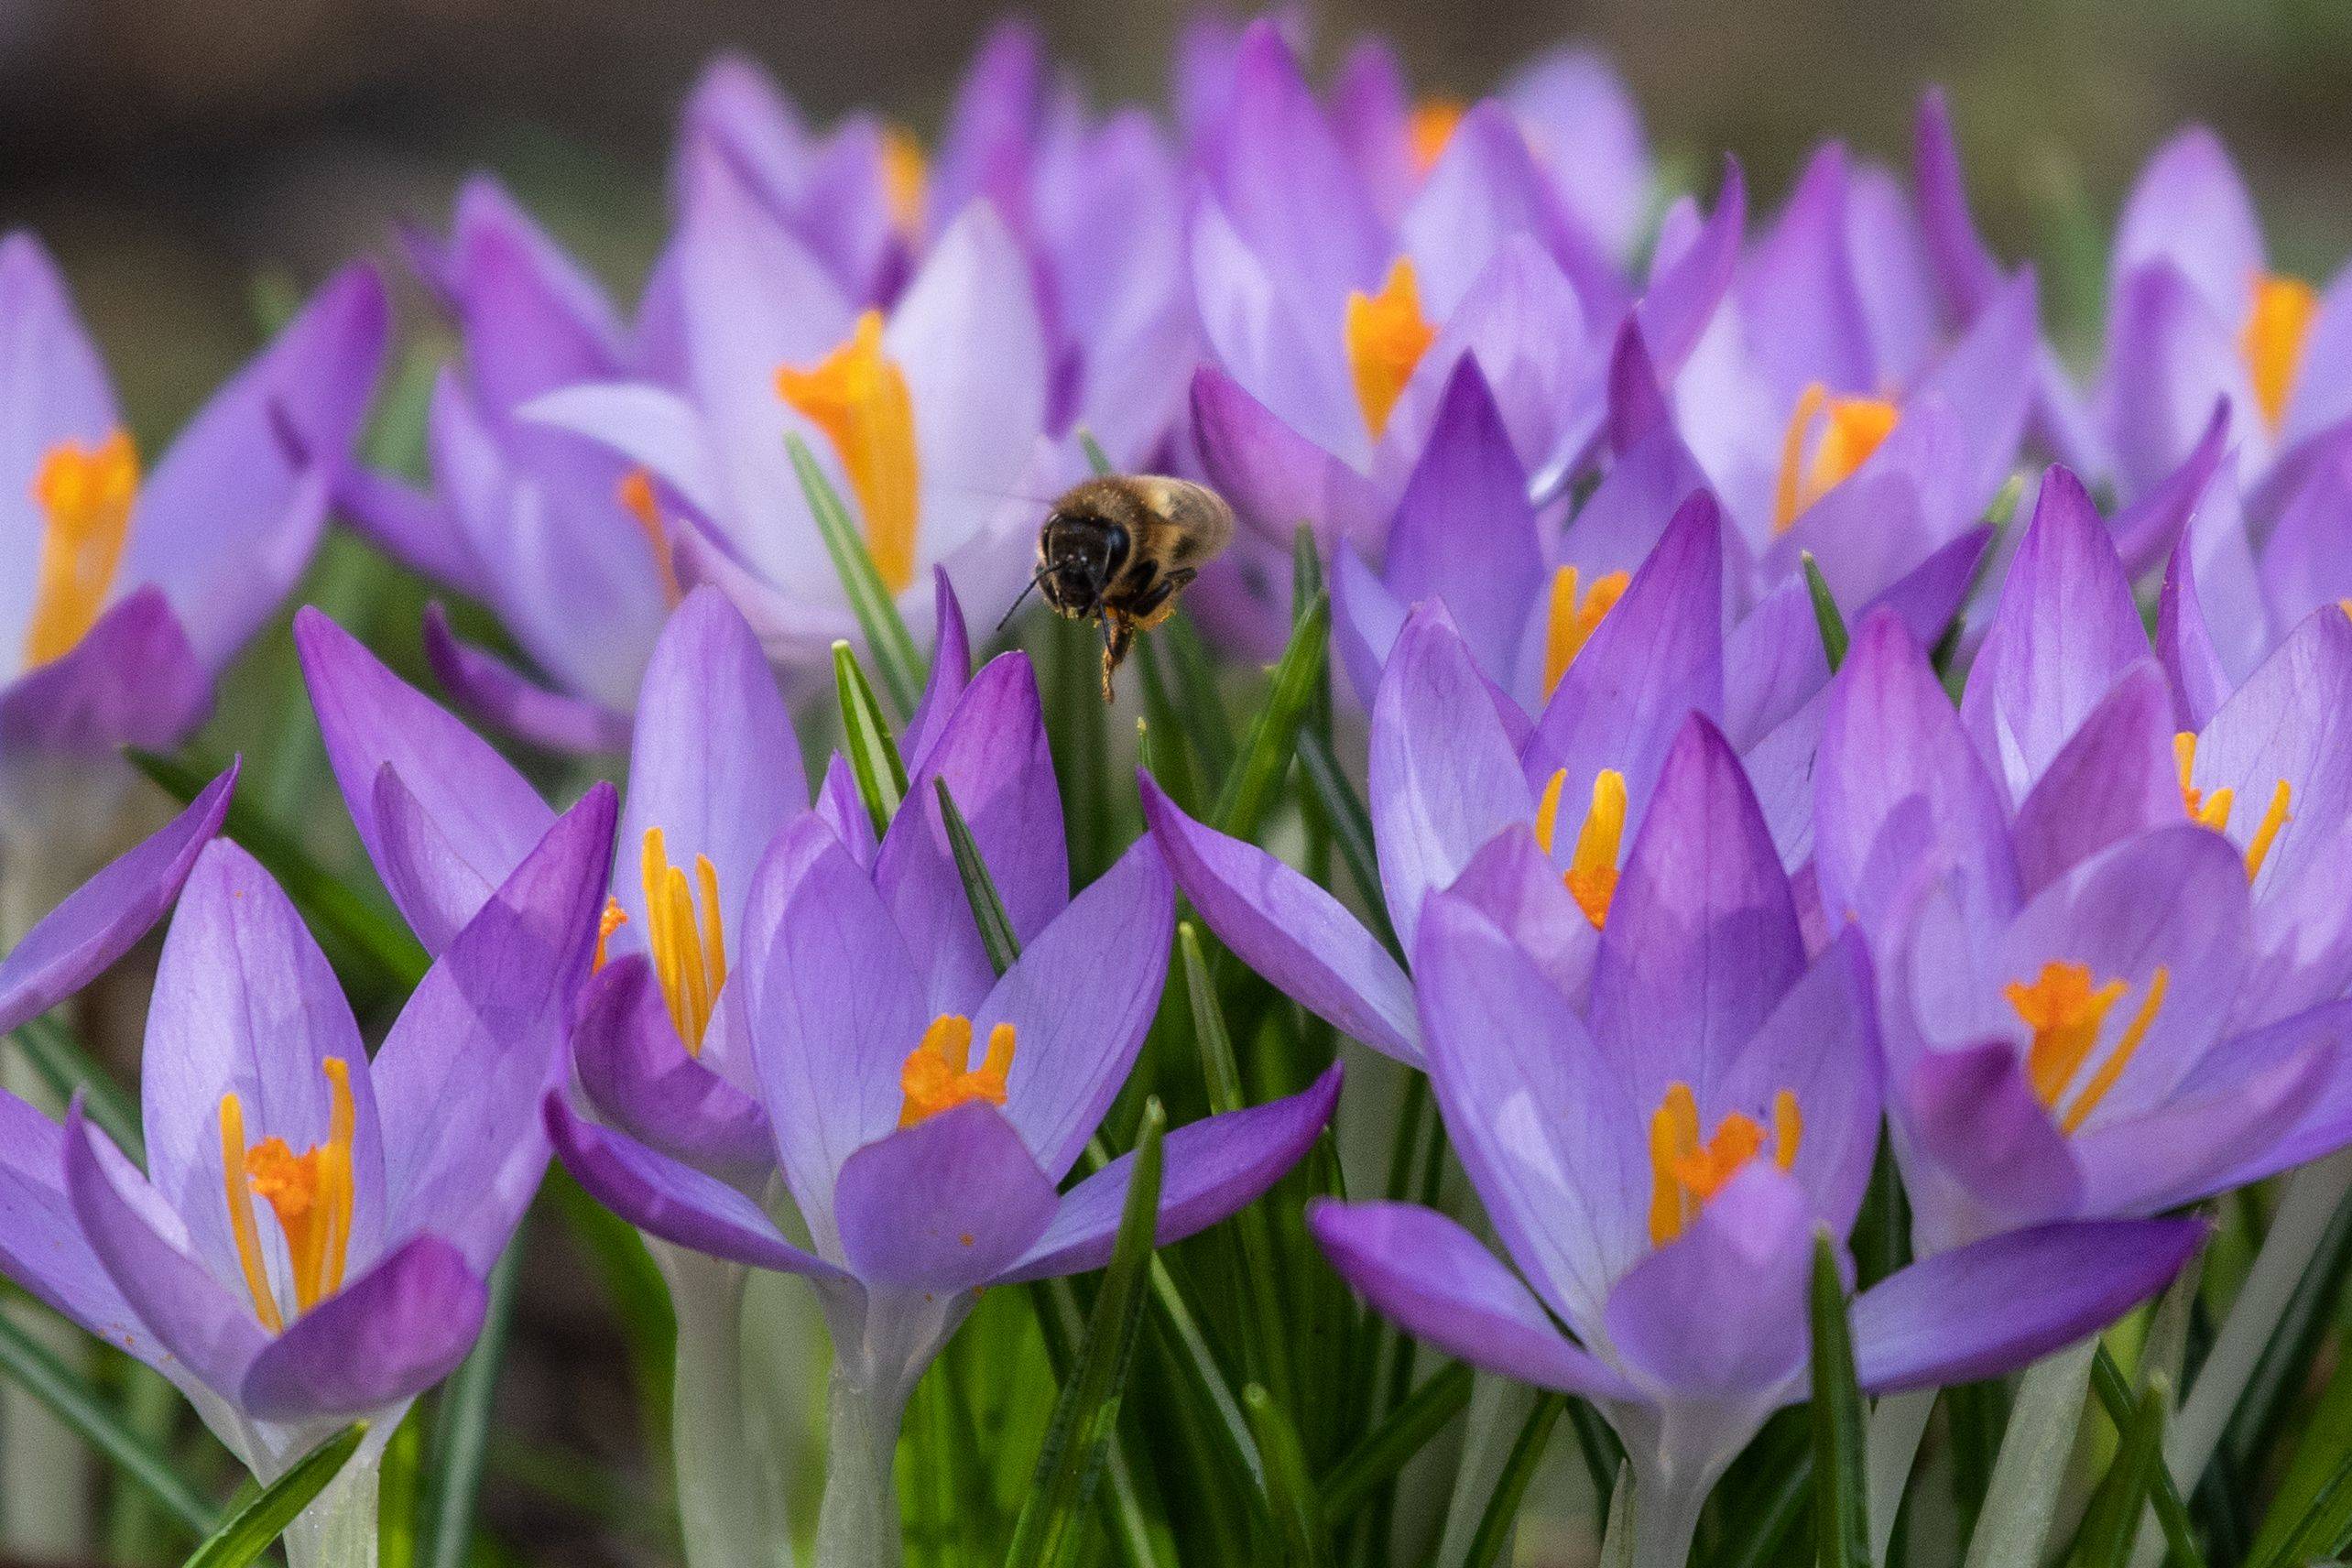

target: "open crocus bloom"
[1310,715,2201,1568]
[0,234,385,844]
[0,787,610,1495]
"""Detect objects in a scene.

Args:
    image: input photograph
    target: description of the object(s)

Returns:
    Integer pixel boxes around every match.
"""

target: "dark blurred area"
[6,0,2352,430]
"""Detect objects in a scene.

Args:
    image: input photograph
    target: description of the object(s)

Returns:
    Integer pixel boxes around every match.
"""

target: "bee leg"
[1099,615,1133,702]
[1127,569,1195,632]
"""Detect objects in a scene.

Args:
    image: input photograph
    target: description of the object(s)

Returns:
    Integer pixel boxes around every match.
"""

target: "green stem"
[812,1362,908,1568]
[662,1247,792,1568]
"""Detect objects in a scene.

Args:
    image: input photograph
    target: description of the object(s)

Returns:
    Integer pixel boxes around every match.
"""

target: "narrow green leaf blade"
[420,1240,524,1568]
[1242,1384,1327,1567]
[1078,428,1116,479]
[833,641,909,838]
[1210,592,1329,842]
[1318,1360,1472,1527]
[790,433,924,717]
[2089,1346,2205,1568]
[1802,552,1850,672]
[182,1423,364,1568]
[938,778,1021,977]
[1810,1231,1869,1568]
[12,1015,143,1164]
[1462,1392,1564,1568]
[0,1308,215,1534]
[2072,1374,2167,1568]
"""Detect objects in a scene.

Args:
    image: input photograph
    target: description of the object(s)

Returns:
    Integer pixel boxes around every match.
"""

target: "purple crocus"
[0,786,611,1551]
[1309,714,2199,1568]
[0,234,386,850]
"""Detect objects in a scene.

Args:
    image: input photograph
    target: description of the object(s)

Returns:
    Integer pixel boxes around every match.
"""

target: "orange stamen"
[24,430,137,668]
[2008,961,2171,1132]
[1771,383,1899,534]
[593,897,628,973]
[2244,273,2318,433]
[777,311,921,593]
[1408,99,1465,178]
[880,125,929,242]
[1541,565,1628,698]
[898,1015,1017,1127]
[1345,258,1437,440]
[617,468,682,606]
[1648,1081,1803,1246]
[220,1058,358,1327]
[638,828,727,1054]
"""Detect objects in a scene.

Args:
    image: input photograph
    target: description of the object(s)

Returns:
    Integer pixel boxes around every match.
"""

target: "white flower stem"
[1865,1388,1937,1565]
[1962,1335,2096,1568]
[660,1245,794,1568]
[811,1362,906,1568]
[282,1449,381,1568]
[1628,1468,1706,1568]
[1433,1373,1537,1563]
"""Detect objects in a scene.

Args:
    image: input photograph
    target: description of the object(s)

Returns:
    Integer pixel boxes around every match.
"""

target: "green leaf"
[543,1168,676,1461]
[833,641,910,838]
[1210,591,1329,842]
[1809,1231,1869,1568]
[1078,428,1116,479]
[1243,1384,1327,1567]
[2069,1373,2166,1568]
[1163,616,1237,788]
[1024,1279,1173,1568]
[379,1405,424,1568]
[1461,1392,1564,1568]
[11,1014,143,1164]
[2088,1346,2204,1568]
[1134,638,1203,816]
[127,747,429,992]
[1003,1101,1168,1568]
[1802,552,1850,672]
[0,1307,216,1533]
[938,778,1021,977]
[1317,1361,1472,1527]
[181,1423,364,1568]
[421,1238,524,1568]
[2246,1330,2352,1568]
[2250,1444,2352,1568]
[1295,730,1401,960]
[1290,524,1323,626]
[790,433,924,717]
[2227,1173,2352,1477]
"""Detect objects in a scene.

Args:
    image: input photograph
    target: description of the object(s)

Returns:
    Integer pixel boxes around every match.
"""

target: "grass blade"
[2249,1445,2352,1568]
[1295,730,1400,959]
[0,1306,215,1533]
[2089,1347,2205,1568]
[378,1405,424,1568]
[2071,1374,2166,1568]
[1802,551,1850,671]
[2244,1331,2352,1568]
[1163,617,1236,787]
[1243,1385,1327,1567]
[1003,1101,1168,1568]
[938,778,1021,976]
[833,642,910,838]
[12,1015,143,1165]
[1210,591,1329,842]
[1078,429,1116,479]
[1811,1231,1870,1568]
[1461,1392,1564,1568]
[1318,1361,1472,1527]
[182,1423,364,1568]
[791,433,923,717]
[420,1240,523,1568]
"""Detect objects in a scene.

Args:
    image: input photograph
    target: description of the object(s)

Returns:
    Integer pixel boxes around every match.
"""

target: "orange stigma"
[1407,99,1465,179]
[1541,565,1628,698]
[592,897,629,973]
[1648,1082,1802,1246]
[1533,767,1628,928]
[1345,257,1438,441]
[778,311,921,595]
[879,125,929,242]
[219,1058,357,1331]
[617,468,683,606]
[898,1015,1016,1127]
[24,430,137,668]
[1772,383,1900,534]
[639,828,727,1054]
[2007,961,2170,1134]
[2243,273,2318,433]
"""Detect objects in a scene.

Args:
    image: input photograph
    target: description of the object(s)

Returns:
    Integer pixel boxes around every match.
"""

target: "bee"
[1001,475,1235,701]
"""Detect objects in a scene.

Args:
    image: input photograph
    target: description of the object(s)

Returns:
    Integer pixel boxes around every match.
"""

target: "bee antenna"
[996,565,1051,631]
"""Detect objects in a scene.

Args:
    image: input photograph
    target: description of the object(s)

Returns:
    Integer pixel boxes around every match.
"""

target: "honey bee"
[1001,475,1235,701]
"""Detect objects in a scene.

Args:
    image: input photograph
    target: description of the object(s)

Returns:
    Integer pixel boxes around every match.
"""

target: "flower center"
[219,1058,356,1333]
[879,124,929,243]
[898,1014,1017,1128]
[1771,384,1900,535]
[1345,257,1438,441]
[2243,272,2317,434]
[1408,99,1465,179]
[1541,564,1628,699]
[1647,1082,1802,1246]
[776,310,922,594]
[23,430,138,669]
[616,468,683,606]
[1533,767,1628,929]
[2173,732,2292,882]
[2005,960,2170,1136]
[599,828,729,1054]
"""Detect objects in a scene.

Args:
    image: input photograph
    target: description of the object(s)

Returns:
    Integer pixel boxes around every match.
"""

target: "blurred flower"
[1310,715,2198,1567]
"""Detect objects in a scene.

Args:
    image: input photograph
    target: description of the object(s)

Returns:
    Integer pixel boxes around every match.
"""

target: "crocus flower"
[1310,714,2200,1568]
[0,234,386,853]
[0,786,611,1559]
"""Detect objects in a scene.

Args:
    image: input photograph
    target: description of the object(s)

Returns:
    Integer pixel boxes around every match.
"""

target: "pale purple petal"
[239,1236,486,1421]
[420,604,630,756]
[1602,1165,1811,1398]
[570,956,774,1191]
[833,1103,1059,1291]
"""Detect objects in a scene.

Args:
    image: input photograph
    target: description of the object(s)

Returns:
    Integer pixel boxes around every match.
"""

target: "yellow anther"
[898,1015,1017,1127]
[1530,766,1627,927]
[617,468,682,607]
[2244,273,2318,433]
[1541,565,1628,698]
[2244,779,2292,883]
[1771,383,1900,535]
[638,828,728,1054]
[880,124,929,242]
[1648,1081,1803,1247]
[777,311,921,593]
[2061,968,2170,1135]
[2008,961,2170,1133]
[2174,731,2234,830]
[1408,99,1465,179]
[24,430,137,668]
[1345,257,1437,441]
[219,1058,358,1329]
[218,1093,284,1334]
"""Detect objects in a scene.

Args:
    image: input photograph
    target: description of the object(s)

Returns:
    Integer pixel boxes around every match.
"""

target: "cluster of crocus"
[4,13,2352,1568]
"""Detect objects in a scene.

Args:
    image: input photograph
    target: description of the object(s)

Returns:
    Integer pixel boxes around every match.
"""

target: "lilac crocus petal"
[1506,48,1651,262]
[295,606,554,948]
[2181,1002,2352,1185]
[239,1236,486,1421]
[0,588,208,759]
[1591,714,1804,1096]
[2009,665,2180,896]
[0,762,234,1034]
[2103,263,2261,501]
[1633,158,1746,375]
[1603,1166,1811,1398]
[371,785,617,1273]
[0,234,117,663]
[1722,931,1882,1233]
[1962,467,2151,800]
[1308,1200,1637,1399]
[0,1094,145,1359]
[373,768,498,958]
[128,267,388,670]
[63,1098,267,1399]
[547,1095,844,1281]
[2159,537,2230,732]
[833,1103,1059,1292]
[1138,772,1418,1061]
[571,956,773,1189]
[2259,457,2352,629]
[1403,103,1622,328]
[1865,524,1991,660]
[814,754,879,869]
[1332,546,1410,707]
[903,568,971,772]
[2111,400,2229,574]
[1912,90,2003,318]
[420,604,630,756]
[1002,1064,1342,1283]
[1816,609,2019,942]
[1443,826,1597,1007]
[982,837,1172,1179]
[1903,1042,2080,1231]
[2073,1047,2325,1216]
[1526,492,1726,814]
[1371,608,1537,953]
[1738,144,1876,398]
[427,175,627,409]
[1189,365,1385,551]
[2111,128,2262,319]
[1853,1219,2204,1392]
[139,840,387,1286]
[2194,606,2352,909]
